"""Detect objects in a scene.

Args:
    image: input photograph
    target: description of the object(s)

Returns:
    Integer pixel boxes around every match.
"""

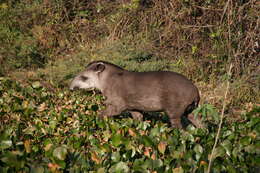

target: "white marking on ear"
[95,62,105,73]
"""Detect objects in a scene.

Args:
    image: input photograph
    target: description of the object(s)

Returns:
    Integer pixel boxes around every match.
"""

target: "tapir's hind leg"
[187,113,204,128]
[166,108,184,129]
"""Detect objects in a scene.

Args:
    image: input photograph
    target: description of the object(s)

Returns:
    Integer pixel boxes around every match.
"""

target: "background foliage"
[0,0,259,172]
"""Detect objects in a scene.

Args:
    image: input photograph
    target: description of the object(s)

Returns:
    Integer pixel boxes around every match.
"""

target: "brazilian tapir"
[70,60,202,128]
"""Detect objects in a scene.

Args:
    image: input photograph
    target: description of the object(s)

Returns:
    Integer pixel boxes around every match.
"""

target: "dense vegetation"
[0,0,259,172]
[0,78,259,172]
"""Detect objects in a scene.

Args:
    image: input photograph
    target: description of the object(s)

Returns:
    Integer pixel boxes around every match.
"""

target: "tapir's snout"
[70,85,79,91]
[69,79,79,91]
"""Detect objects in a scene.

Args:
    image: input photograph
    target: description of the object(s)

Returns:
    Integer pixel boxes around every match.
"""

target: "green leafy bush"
[0,78,259,172]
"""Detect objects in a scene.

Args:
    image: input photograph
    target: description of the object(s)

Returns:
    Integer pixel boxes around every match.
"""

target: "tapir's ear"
[94,62,105,73]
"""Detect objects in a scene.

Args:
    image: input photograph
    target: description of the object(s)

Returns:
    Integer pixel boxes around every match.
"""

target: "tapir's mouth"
[85,87,95,91]
[70,86,97,92]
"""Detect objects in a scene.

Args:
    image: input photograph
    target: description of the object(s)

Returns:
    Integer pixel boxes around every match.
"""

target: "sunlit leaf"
[172,167,184,173]
[44,143,53,151]
[30,165,44,173]
[37,103,46,112]
[150,127,160,137]
[32,81,41,89]
[0,140,12,150]
[158,141,167,154]
[24,140,31,153]
[194,144,203,154]
[111,151,121,162]
[221,140,232,156]
[53,146,68,160]
[97,168,106,173]
[91,151,101,164]
[152,159,163,168]
[49,120,57,129]
[137,121,150,130]
[240,136,252,145]
[111,133,122,147]
[210,146,226,160]
[128,128,137,137]
[109,161,129,173]
[23,126,36,135]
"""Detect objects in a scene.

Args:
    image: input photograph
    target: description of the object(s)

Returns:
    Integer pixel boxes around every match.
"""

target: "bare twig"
[181,25,216,28]
[207,63,233,173]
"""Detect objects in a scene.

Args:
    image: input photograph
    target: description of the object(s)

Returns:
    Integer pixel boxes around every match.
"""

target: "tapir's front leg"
[98,97,126,117]
[98,102,126,118]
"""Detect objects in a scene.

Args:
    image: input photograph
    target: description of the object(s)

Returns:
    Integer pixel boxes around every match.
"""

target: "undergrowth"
[0,78,259,172]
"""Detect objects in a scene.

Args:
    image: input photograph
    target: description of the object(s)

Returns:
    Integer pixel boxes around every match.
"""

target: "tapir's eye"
[80,76,88,81]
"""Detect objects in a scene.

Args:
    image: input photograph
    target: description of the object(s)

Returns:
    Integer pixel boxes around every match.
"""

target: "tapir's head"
[69,61,106,91]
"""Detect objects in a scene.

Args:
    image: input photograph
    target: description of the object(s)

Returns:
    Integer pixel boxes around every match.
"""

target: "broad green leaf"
[186,125,196,132]
[55,159,66,169]
[23,126,36,135]
[100,143,111,153]
[141,135,154,147]
[223,130,232,138]
[53,146,68,160]
[192,46,198,54]
[0,140,12,150]
[97,168,106,173]
[181,132,195,142]
[221,140,232,156]
[226,165,236,173]
[133,158,148,171]
[150,127,160,137]
[232,146,240,158]
[211,146,226,160]
[111,133,122,147]
[194,128,208,136]
[111,151,121,162]
[194,144,203,160]
[244,144,258,154]
[172,150,183,159]
[240,136,251,145]
[194,144,203,154]
[109,161,129,173]
[0,151,25,169]
[152,159,163,168]
[137,121,150,130]
[32,81,41,89]
[172,167,184,173]
[30,166,44,173]
[49,120,57,129]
